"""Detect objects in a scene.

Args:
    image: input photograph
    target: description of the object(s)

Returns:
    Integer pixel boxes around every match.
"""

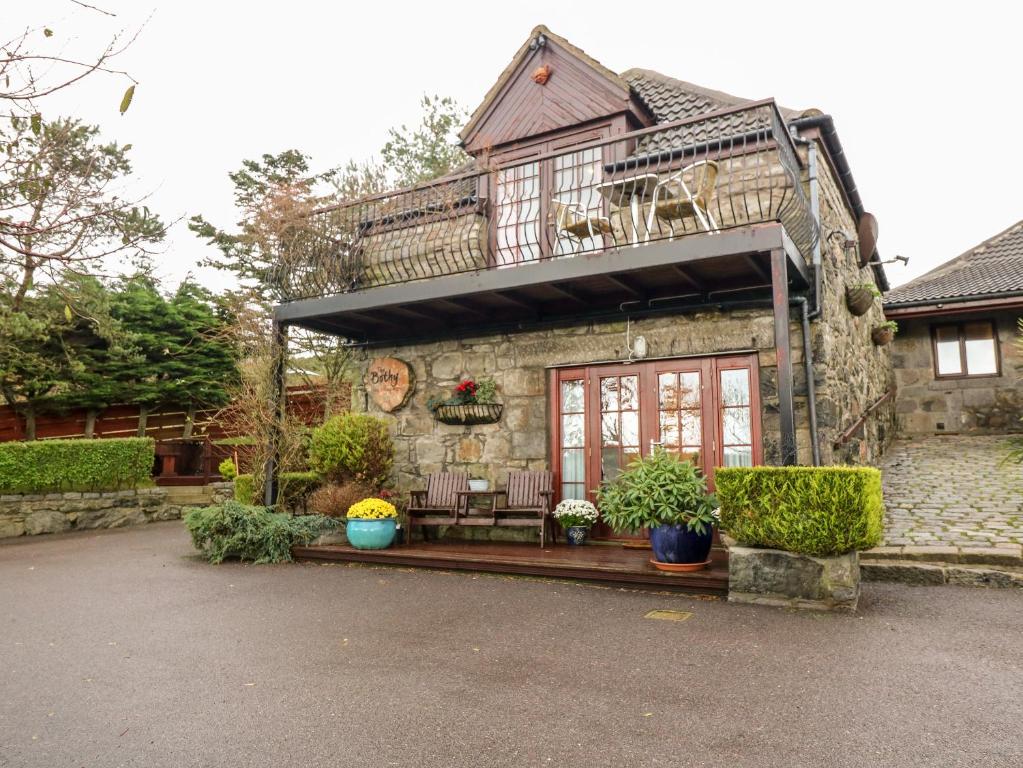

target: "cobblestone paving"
[882,435,1023,548]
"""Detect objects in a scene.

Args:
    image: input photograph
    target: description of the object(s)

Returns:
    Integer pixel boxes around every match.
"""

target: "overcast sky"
[10,1,1022,292]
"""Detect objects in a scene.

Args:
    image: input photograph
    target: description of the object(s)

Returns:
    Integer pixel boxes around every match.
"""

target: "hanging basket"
[433,403,504,426]
[846,286,875,317]
[871,326,895,346]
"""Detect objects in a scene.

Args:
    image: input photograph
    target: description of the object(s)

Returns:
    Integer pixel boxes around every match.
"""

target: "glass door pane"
[552,147,604,256]
[657,370,703,465]
[495,161,541,266]
[559,378,586,500]
[719,367,753,467]
[599,374,640,483]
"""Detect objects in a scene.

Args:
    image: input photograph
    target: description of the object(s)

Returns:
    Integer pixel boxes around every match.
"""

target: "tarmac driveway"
[1,522,1021,768]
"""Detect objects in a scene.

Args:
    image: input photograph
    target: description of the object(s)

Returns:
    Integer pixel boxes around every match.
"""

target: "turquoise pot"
[346,519,397,550]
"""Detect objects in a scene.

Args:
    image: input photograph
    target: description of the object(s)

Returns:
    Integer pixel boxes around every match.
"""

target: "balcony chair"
[551,199,612,253]
[491,470,555,548]
[650,160,720,235]
[406,472,470,542]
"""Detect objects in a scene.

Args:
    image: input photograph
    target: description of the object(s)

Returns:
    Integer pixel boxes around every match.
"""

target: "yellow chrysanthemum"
[346,498,398,520]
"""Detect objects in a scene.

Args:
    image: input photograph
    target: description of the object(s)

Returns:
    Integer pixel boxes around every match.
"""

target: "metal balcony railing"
[276,100,818,302]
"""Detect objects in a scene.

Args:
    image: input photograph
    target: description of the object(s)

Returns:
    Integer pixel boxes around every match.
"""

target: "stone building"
[886,220,1023,435]
[273,26,896,514]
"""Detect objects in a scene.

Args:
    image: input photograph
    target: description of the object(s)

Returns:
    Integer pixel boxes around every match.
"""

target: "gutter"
[788,114,890,293]
[883,289,1023,311]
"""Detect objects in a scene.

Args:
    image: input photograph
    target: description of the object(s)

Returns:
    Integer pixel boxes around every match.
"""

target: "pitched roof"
[459,25,634,144]
[884,219,1023,306]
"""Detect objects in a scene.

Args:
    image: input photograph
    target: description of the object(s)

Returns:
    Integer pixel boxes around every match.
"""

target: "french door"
[551,355,761,539]
[491,126,611,266]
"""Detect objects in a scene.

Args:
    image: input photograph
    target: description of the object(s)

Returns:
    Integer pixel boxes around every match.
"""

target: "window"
[932,321,1000,377]
[494,160,541,265]
[491,126,611,266]
[558,377,587,500]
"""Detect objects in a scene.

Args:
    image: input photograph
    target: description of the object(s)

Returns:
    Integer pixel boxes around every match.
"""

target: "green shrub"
[234,473,256,504]
[716,466,883,556]
[278,470,320,513]
[233,471,320,511]
[183,500,337,564]
[218,458,238,480]
[596,448,717,534]
[0,438,154,493]
[309,413,393,488]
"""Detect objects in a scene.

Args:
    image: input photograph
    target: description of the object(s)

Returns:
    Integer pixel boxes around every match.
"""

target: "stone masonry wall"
[0,487,180,539]
[802,140,897,464]
[892,310,1023,435]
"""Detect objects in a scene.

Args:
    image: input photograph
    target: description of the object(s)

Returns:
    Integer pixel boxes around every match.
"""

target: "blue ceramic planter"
[649,523,712,564]
[565,526,589,546]
[346,519,397,550]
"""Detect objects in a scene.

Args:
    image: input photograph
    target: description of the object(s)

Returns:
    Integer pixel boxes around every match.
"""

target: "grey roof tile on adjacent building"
[884,220,1023,306]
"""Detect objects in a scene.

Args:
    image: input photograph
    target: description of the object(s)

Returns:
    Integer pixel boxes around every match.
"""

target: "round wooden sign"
[364,357,415,412]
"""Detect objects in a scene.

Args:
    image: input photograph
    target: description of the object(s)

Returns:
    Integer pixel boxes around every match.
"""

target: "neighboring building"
[886,220,1023,435]
[274,26,896,510]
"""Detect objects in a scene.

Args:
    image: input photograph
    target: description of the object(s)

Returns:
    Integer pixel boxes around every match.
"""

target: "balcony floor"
[276,223,808,343]
[292,539,730,595]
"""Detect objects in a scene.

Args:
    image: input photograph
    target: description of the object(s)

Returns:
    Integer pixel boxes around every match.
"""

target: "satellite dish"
[858,213,878,267]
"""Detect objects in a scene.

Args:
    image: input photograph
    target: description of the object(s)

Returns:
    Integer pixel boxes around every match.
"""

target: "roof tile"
[884,220,1023,305]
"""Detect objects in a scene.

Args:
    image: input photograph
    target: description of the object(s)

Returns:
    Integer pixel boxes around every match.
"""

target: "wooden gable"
[460,26,652,154]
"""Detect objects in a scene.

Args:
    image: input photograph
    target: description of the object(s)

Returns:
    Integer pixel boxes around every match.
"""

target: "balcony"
[275,100,818,342]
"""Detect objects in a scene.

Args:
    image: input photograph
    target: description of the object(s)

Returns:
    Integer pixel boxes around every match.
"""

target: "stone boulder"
[728,544,860,613]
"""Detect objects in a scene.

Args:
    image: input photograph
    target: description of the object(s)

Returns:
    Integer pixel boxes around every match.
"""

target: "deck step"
[293,542,729,595]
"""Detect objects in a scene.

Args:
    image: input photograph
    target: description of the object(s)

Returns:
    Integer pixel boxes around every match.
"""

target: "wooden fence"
[0,384,347,485]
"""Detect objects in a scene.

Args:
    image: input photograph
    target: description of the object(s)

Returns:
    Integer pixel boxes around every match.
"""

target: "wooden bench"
[407,471,555,547]
[406,472,468,541]
[457,470,554,548]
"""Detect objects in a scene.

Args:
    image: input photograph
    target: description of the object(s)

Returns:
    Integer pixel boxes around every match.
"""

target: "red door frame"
[548,354,762,538]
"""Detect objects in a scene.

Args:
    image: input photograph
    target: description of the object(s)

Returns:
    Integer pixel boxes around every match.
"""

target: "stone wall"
[892,310,1023,434]
[350,311,774,495]
[0,487,180,539]
[802,139,897,464]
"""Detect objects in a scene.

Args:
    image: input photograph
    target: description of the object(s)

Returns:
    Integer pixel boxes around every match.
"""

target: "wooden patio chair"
[650,160,720,233]
[492,470,555,548]
[551,199,612,252]
[406,472,469,542]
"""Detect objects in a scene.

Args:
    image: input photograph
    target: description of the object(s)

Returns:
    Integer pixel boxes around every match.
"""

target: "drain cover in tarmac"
[644,609,693,622]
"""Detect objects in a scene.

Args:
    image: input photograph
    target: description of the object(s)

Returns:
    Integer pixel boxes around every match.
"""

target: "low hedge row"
[716,466,883,556]
[0,438,155,494]
[234,471,320,511]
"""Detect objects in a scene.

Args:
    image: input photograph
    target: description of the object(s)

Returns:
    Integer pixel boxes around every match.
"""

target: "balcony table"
[596,173,660,247]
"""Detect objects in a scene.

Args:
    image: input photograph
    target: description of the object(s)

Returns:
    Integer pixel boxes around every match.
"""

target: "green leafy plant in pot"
[596,448,717,571]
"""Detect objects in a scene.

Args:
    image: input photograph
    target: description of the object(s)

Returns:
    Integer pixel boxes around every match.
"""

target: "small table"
[455,490,499,526]
[596,173,661,247]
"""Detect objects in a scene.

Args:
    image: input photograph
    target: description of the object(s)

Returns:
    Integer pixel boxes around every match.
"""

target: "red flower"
[456,379,477,395]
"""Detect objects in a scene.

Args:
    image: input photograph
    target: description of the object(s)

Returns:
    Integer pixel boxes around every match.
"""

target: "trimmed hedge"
[0,438,155,493]
[234,471,320,512]
[716,466,883,556]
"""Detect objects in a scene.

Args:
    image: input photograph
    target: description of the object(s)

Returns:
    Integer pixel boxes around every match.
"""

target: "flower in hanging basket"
[455,379,478,403]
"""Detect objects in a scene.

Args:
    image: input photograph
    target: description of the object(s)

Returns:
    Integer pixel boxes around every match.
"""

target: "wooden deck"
[292,540,729,595]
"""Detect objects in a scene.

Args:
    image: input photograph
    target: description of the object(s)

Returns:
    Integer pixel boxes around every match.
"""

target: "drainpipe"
[790,295,821,466]
[806,141,823,320]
